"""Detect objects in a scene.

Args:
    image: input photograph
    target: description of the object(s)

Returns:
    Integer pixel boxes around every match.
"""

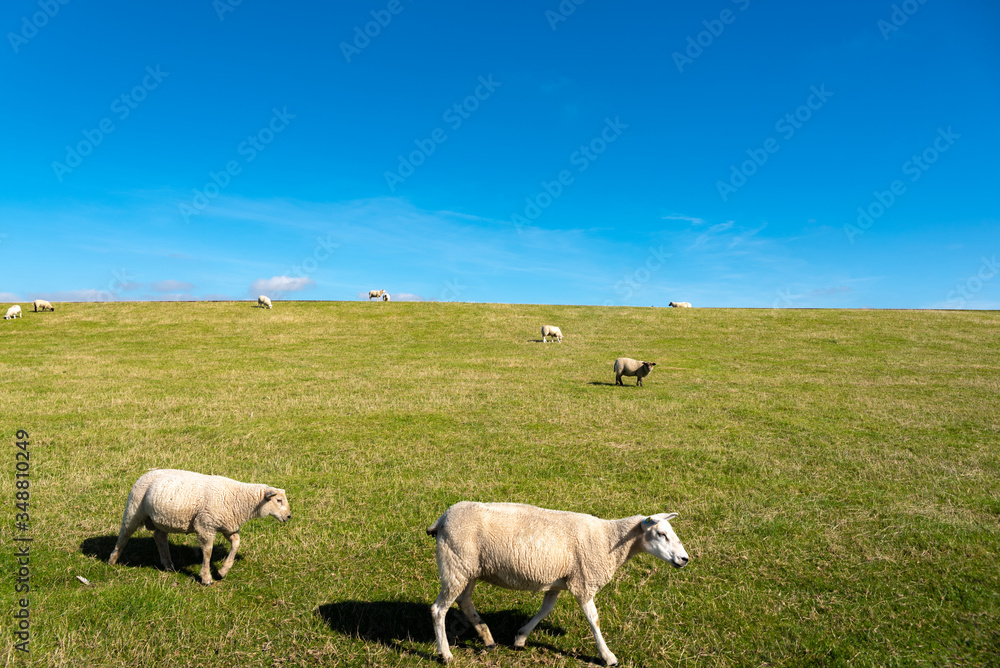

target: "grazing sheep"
[108,469,291,586]
[541,325,563,343]
[382,293,391,302]
[427,502,689,665]
[4,305,22,320]
[257,295,272,309]
[369,289,386,301]
[668,301,692,308]
[614,357,656,386]
[32,299,54,312]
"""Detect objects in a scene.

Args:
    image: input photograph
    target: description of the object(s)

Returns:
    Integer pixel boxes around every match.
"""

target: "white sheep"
[32,299,54,312]
[668,301,692,308]
[257,295,272,309]
[427,502,688,665]
[4,305,22,320]
[369,289,386,301]
[541,325,563,343]
[108,469,291,585]
[614,357,657,386]
[382,293,391,301]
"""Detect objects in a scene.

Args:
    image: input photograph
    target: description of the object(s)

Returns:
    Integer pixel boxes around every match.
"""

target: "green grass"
[2,302,999,667]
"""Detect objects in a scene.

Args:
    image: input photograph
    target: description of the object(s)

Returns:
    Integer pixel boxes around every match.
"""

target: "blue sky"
[1,0,997,308]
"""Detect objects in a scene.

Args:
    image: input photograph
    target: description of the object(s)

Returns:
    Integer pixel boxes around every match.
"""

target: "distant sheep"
[427,501,689,665]
[369,290,386,301]
[4,305,22,320]
[541,325,563,343]
[382,293,391,302]
[668,301,692,308]
[108,469,291,585]
[614,357,656,386]
[257,295,272,309]
[33,299,54,312]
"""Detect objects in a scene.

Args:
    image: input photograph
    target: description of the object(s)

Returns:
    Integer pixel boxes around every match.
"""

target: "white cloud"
[142,293,197,301]
[251,276,315,295]
[151,279,195,292]
[0,292,20,301]
[663,213,706,226]
[392,293,426,301]
[29,289,116,302]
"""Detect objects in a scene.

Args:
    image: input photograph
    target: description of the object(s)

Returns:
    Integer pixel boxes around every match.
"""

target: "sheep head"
[640,513,688,568]
[260,488,292,522]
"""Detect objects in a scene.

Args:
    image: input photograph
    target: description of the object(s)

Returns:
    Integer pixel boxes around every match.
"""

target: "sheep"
[614,357,656,386]
[427,502,688,665]
[382,293,391,301]
[108,469,291,585]
[541,325,563,343]
[32,299,54,312]
[668,301,692,308]
[4,305,22,320]
[257,295,272,309]
[369,289,386,301]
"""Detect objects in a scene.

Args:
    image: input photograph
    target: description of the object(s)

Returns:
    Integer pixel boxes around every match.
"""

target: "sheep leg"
[514,589,560,648]
[108,512,146,565]
[637,377,642,387]
[431,578,467,663]
[456,579,495,650]
[217,532,240,578]
[615,374,623,386]
[577,596,618,666]
[152,530,175,571]
[197,531,216,585]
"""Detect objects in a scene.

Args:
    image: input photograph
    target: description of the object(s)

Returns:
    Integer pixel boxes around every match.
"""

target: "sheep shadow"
[315,600,572,661]
[588,381,619,386]
[80,534,240,582]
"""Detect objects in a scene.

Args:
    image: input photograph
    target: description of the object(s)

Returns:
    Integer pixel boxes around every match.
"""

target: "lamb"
[4,305,22,320]
[427,502,688,665]
[614,357,656,386]
[108,469,291,585]
[541,325,563,343]
[369,289,386,301]
[32,299,54,312]
[257,295,272,309]
[382,293,391,301]
[668,301,692,308]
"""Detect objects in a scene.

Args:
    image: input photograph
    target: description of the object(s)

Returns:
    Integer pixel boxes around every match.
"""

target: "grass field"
[2,302,999,667]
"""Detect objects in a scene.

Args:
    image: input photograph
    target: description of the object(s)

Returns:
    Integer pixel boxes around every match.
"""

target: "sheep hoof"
[200,579,214,586]
[483,644,496,652]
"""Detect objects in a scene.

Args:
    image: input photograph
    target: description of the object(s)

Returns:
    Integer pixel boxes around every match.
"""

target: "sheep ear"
[264,489,278,501]
[663,512,678,521]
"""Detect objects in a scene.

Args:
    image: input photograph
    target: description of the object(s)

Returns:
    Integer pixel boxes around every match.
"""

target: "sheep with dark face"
[668,301,692,308]
[108,469,291,585]
[427,502,689,665]
[33,299,54,312]
[369,289,386,301]
[4,305,22,320]
[614,357,656,386]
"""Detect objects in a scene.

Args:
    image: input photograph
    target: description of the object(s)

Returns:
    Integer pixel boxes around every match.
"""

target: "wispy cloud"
[662,213,706,226]
[0,292,20,301]
[251,276,315,295]
[392,292,426,301]
[151,279,194,292]
[811,285,851,296]
[29,289,115,302]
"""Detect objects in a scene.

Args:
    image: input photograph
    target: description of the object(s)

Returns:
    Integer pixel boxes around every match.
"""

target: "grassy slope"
[1,302,998,667]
